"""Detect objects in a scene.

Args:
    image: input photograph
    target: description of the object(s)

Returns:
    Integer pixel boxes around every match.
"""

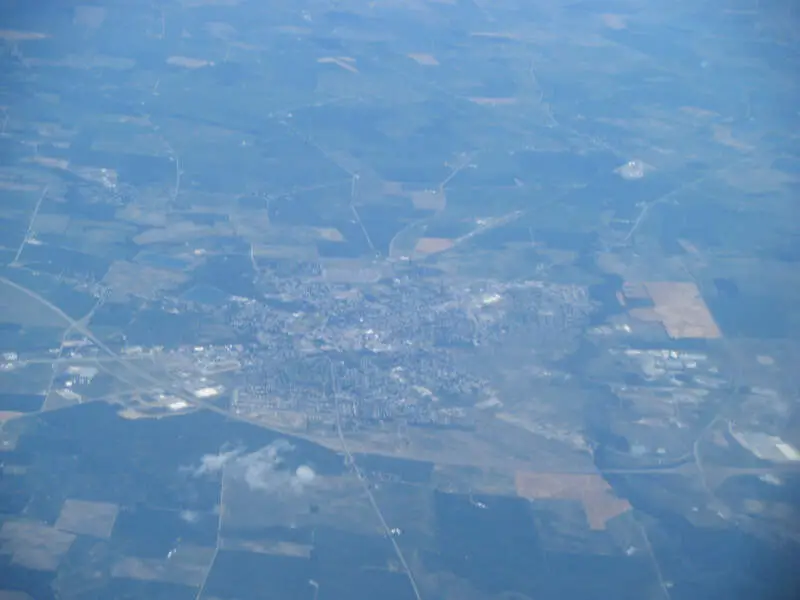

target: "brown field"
[407,53,439,66]
[166,56,214,69]
[641,281,721,339]
[0,589,34,599]
[317,56,358,73]
[119,114,152,126]
[0,281,71,328]
[712,124,752,151]
[73,165,118,188]
[414,237,454,254]
[515,472,631,530]
[275,26,312,35]
[221,538,312,557]
[380,182,447,211]
[103,261,188,300]
[677,238,700,254]
[55,499,118,538]
[470,31,521,40]
[382,181,405,195]
[0,412,23,423]
[26,156,69,170]
[680,106,719,119]
[600,14,627,29]
[468,97,517,106]
[1,521,75,571]
[0,30,48,41]
[313,227,344,242]
[410,189,446,210]
[111,550,212,586]
[621,281,649,299]
[0,181,39,192]
[74,6,107,28]
[320,258,386,283]
[118,408,147,420]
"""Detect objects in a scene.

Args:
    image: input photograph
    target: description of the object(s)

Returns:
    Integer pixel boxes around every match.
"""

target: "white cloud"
[180,510,200,523]
[295,465,316,484]
[189,440,317,495]
[192,446,242,476]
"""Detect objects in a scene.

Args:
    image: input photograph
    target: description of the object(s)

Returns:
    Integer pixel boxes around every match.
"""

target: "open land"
[0,1,799,599]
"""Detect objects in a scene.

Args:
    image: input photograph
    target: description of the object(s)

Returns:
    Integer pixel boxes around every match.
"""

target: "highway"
[328,358,423,600]
[3,274,797,600]
[0,274,424,600]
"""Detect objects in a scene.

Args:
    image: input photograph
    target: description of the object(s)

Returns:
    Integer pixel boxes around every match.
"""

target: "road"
[328,359,423,600]
[5,272,795,487]
[1,275,425,599]
[4,274,797,600]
